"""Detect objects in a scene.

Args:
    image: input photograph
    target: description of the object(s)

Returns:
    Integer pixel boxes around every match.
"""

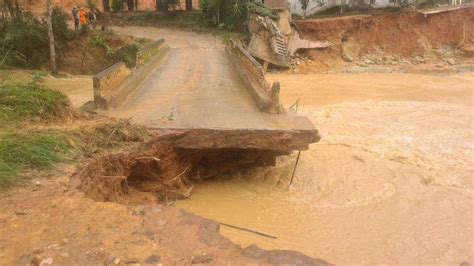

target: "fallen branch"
[219,222,277,239]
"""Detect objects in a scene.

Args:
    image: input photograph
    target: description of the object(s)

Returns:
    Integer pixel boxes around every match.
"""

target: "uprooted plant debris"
[73,130,286,204]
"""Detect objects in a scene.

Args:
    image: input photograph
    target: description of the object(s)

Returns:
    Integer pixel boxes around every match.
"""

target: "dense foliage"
[156,0,179,11]
[0,8,73,69]
[199,0,278,32]
[111,0,124,12]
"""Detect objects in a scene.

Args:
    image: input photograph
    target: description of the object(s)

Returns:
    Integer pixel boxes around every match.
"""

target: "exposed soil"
[0,173,329,265]
[58,32,137,75]
[74,129,289,204]
[291,8,474,73]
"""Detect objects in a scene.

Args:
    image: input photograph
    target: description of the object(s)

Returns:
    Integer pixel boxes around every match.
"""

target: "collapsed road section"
[78,29,320,202]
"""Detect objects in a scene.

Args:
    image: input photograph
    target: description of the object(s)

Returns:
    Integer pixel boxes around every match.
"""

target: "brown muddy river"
[177,72,474,264]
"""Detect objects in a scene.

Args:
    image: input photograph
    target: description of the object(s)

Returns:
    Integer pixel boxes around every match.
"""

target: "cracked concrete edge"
[149,126,321,151]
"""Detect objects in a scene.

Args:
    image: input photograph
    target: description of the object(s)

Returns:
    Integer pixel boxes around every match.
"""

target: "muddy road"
[177,72,474,264]
[108,27,298,130]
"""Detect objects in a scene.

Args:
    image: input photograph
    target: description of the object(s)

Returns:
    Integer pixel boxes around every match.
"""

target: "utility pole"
[46,0,58,75]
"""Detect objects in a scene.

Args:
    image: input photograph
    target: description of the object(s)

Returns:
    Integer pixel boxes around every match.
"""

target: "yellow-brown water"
[176,73,474,264]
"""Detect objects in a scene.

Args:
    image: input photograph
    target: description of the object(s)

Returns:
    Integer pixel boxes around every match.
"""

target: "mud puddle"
[176,72,474,264]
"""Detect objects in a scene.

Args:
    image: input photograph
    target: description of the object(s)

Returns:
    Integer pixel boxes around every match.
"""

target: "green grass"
[0,79,153,189]
[0,81,71,122]
[0,133,71,188]
[0,81,74,188]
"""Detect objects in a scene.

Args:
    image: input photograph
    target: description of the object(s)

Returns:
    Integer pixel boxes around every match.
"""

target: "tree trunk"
[126,0,134,11]
[4,0,16,19]
[186,0,192,11]
[46,0,58,75]
[103,0,110,12]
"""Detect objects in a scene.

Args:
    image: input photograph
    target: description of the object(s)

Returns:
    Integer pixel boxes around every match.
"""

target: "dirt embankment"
[74,130,287,204]
[58,32,138,75]
[0,173,330,265]
[294,8,474,72]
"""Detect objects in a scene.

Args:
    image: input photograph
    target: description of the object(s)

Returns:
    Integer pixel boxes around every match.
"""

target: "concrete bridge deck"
[106,27,319,151]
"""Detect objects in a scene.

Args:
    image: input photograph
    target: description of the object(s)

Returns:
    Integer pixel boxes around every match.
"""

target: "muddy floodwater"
[176,72,474,264]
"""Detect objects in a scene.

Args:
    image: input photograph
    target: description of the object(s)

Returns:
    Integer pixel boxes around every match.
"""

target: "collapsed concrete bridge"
[76,28,321,202]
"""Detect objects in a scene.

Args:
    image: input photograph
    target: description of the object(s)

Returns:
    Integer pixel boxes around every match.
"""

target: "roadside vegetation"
[0,5,149,74]
[0,81,71,122]
[0,74,74,188]
[0,7,73,69]
[0,74,151,190]
[0,133,71,188]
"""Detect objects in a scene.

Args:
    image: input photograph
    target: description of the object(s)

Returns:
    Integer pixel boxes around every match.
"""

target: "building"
[263,0,288,7]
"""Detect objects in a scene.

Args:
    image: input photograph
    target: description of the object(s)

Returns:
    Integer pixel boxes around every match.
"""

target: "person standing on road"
[72,6,80,30]
[87,10,97,30]
[79,7,88,27]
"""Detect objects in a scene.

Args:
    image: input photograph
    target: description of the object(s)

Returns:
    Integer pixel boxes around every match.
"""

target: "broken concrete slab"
[152,121,320,151]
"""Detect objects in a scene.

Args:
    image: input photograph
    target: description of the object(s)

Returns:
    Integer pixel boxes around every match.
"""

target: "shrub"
[115,44,138,68]
[0,7,73,69]
[0,12,48,68]
[156,0,179,12]
[50,7,74,42]
[88,34,112,52]
[111,0,124,12]
[199,0,278,32]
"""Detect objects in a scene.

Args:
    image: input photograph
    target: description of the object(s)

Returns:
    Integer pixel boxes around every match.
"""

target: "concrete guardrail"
[225,39,281,113]
[93,62,131,109]
[93,38,168,109]
[136,39,166,66]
